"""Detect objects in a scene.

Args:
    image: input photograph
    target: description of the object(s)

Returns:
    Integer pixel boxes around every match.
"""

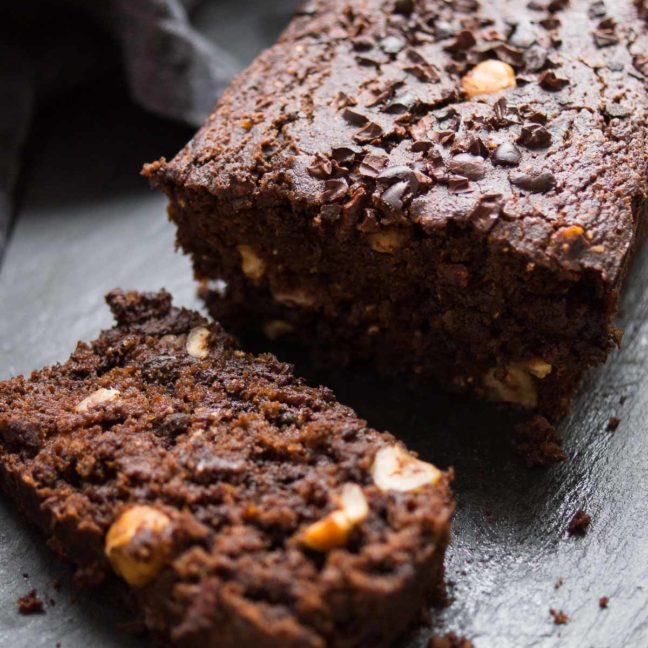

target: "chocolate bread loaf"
[145,0,648,418]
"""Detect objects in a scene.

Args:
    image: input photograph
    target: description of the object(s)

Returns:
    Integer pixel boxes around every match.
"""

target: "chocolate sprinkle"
[492,142,522,166]
[518,123,552,149]
[447,154,486,180]
[510,170,556,193]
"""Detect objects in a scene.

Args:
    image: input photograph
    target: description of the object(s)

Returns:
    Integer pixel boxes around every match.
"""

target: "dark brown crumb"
[607,416,621,431]
[17,589,44,615]
[428,632,474,648]
[554,576,564,590]
[550,608,569,625]
[568,510,592,536]
[599,596,609,609]
[514,416,567,468]
[52,579,62,591]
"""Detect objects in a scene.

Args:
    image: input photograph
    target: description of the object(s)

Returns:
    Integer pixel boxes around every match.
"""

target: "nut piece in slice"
[302,483,368,552]
[462,60,516,99]
[186,327,210,359]
[75,388,120,413]
[237,244,266,281]
[371,446,442,493]
[368,228,409,254]
[105,505,172,587]
[483,358,552,408]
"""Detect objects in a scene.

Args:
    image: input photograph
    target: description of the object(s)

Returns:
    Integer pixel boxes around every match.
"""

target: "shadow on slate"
[1,1,648,647]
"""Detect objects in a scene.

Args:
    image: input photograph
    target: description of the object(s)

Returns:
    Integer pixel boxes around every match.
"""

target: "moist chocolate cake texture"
[0,290,453,647]
[145,0,648,420]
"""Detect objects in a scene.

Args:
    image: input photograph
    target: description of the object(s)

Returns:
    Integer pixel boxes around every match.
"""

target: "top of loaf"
[147,0,648,285]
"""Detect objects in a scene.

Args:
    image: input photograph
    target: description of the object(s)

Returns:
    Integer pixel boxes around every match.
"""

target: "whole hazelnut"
[105,505,172,586]
[462,60,516,99]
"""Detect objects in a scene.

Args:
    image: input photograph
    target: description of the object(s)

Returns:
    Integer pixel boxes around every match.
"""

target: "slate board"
[1,3,648,646]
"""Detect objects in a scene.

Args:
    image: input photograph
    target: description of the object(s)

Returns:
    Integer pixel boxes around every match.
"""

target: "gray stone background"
[1,1,648,646]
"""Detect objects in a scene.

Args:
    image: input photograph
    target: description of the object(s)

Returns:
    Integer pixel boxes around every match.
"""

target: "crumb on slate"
[568,510,591,536]
[607,416,621,431]
[599,596,609,609]
[17,589,44,615]
[428,631,474,648]
[550,608,569,625]
[554,576,564,590]
[514,415,567,468]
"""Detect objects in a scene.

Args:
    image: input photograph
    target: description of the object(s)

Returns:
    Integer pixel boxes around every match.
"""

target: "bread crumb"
[607,416,621,431]
[550,608,569,625]
[568,510,591,536]
[17,589,44,615]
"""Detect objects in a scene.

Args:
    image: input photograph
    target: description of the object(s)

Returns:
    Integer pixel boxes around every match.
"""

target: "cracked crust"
[145,0,648,418]
[0,290,453,648]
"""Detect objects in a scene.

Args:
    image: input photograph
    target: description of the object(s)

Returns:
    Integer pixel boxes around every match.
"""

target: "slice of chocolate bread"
[0,290,453,647]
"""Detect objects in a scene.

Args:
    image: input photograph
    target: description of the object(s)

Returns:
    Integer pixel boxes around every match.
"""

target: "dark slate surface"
[1,2,648,647]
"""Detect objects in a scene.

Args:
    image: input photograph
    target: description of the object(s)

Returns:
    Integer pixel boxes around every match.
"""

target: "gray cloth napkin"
[0,0,239,264]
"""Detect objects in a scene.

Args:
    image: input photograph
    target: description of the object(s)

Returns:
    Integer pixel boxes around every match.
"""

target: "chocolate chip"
[448,175,472,193]
[359,154,388,178]
[467,136,489,158]
[321,178,349,202]
[518,123,552,149]
[307,156,333,179]
[380,35,406,54]
[633,54,648,78]
[447,154,486,180]
[377,165,421,194]
[434,20,454,41]
[331,146,361,164]
[469,193,503,231]
[383,91,418,114]
[443,30,477,53]
[434,130,456,145]
[588,1,607,18]
[342,107,368,126]
[354,121,384,143]
[493,142,522,166]
[510,170,556,193]
[593,30,619,48]
[379,180,410,211]
[495,44,525,67]
[539,70,570,90]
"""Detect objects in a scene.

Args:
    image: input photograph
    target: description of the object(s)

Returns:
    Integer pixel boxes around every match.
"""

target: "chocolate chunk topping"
[354,121,384,143]
[307,156,333,179]
[539,70,570,90]
[359,154,388,178]
[379,180,410,211]
[493,142,522,166]
[380,35,406,54]
[518,123,552,148]
[322,178,349,202]
[510,170,556,193]
[447,154,486,180]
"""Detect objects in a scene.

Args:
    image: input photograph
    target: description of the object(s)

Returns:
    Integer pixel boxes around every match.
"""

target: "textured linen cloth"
[0,0,240,263]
